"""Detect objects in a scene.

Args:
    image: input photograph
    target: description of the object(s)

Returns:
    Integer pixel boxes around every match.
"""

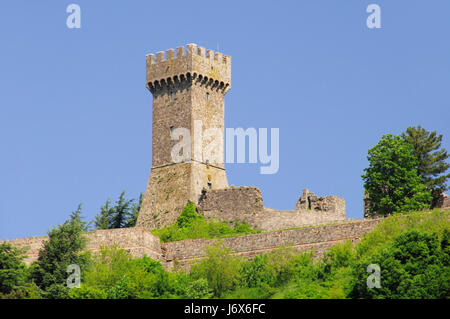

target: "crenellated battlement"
[146,43,231,94]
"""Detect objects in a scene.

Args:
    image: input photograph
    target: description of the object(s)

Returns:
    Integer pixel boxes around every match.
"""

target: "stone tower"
[136,44,231,230]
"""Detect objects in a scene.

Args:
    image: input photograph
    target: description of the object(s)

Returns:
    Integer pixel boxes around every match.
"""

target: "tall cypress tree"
[401,126,450,207]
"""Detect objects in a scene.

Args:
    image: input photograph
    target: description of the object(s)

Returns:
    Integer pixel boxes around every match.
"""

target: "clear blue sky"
[1,1,449,239]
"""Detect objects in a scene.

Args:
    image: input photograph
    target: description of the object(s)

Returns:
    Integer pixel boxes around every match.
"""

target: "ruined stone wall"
[198,186,264,224]
[4,227,162,265]
[197,186,346,231]
[5,219,380,270]
[436,193,450,209]
[2,236,48,265]
[296,189,345,216]
[163,219,381,271]
[253,208,348,231]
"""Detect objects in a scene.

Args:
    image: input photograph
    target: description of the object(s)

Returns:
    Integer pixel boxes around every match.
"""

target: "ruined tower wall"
[198,186,264,224]
[197,186,347,231]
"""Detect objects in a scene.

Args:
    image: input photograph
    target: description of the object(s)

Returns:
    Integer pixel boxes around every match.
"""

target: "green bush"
[351,229,450,299]
[356,209,450,259]
[176,201,201,228]
[69,246,192,299]
[190,242,243,297]
[153,202,258,242]
[185,278,213,299]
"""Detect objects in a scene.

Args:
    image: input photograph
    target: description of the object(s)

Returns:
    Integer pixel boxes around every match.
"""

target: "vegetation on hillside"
[1,209,448,299]
[363,126,449,217]
[152,201,259,243]
[401,126,450,207]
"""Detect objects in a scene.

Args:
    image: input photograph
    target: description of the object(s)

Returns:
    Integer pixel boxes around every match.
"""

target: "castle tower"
[136,44,231,230]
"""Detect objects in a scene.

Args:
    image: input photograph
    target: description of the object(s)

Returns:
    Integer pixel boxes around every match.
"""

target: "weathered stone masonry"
[197,186,347,231]
[5,227,162,265]
[5,219,381,269]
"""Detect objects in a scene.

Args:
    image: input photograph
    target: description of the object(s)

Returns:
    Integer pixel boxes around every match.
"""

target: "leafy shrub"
[190,242,242,297]
[351,229,450,299]
[153,202,258,242]
[185,278,213,299]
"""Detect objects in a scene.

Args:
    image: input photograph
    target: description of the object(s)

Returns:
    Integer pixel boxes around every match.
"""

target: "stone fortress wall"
[4,219,382,270]
[4,227,163,265]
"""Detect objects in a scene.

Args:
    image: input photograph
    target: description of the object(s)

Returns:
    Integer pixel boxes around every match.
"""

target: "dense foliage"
[30,207,90,299]
[0,243,28,296]
[401,126,450,207]
[93,191,142,229]
[362,134,432,216]
[152,201,259,243]
[1,210,448,299]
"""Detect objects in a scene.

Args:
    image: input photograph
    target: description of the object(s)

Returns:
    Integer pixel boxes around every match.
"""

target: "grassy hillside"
[1,209,448,299]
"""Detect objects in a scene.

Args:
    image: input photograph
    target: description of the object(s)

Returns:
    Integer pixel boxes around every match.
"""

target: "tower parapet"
[146,44,231,94]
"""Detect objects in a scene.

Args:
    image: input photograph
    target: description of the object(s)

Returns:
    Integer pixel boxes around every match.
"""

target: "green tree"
[362,134,432,216]
[401,126,450,207]
[31,207,90,298]
[93,191,140,229]
[70,203,89,231]
[126,192,143,227]
[0,243,29,295]
[190,242,242,297]
[110,191,133,229]
[94,198,113,229]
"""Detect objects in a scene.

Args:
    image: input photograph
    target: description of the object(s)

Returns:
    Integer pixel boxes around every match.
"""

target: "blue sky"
[1,1,449,239]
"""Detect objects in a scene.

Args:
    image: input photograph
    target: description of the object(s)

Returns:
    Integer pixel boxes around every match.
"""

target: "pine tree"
[93,191,140,229]
[125,192,143,227]
[31,207,89,298]
[70,203,89,231]
[0,243,28,295]
[94,198,113,229]
[110,191,133,229]
[401,126,450,206]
